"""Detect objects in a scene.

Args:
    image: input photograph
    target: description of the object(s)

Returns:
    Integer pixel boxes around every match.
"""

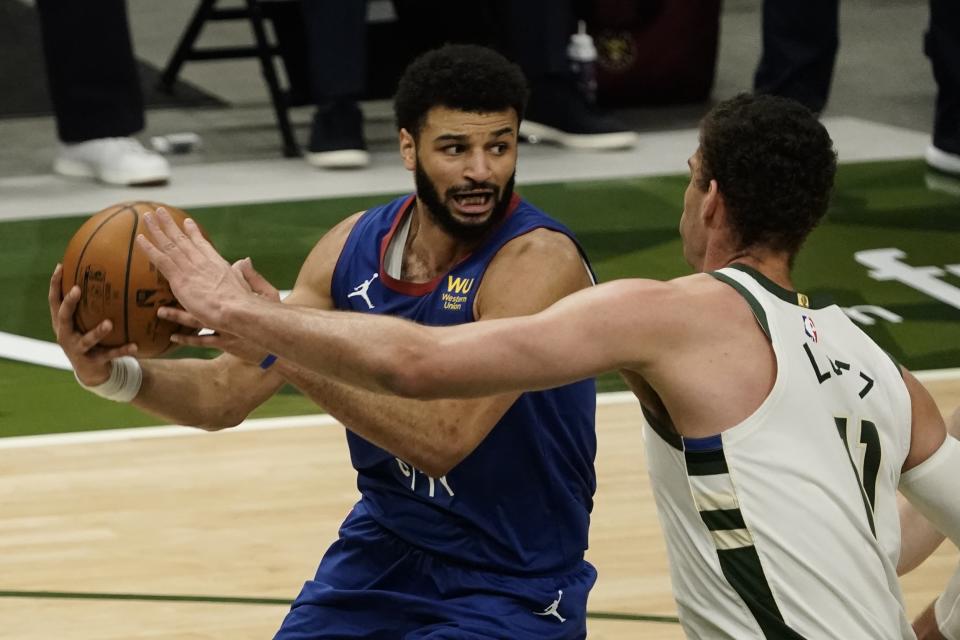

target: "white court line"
[2,373,957,450]
[0,413,341,450]
[0,332,71,370]
[0,392,640,450]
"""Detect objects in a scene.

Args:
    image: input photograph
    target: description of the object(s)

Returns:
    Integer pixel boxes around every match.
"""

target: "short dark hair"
[394,44,528,140]
[698,93,837,257]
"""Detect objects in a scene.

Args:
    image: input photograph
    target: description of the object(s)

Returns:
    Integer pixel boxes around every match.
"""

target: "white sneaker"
[54,137,171,186]
[520,120,639,150]
[925,144,960,177]
[305,149,371,169]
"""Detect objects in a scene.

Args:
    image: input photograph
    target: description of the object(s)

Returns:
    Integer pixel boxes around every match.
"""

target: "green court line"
[586,611,680,624]
[0,589,679,624]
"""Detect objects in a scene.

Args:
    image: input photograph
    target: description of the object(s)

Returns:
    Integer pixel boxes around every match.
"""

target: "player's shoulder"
[592,276,695,311]
[290,211,367,306]
[327,210,367,240]
[609,273,755,329]
[491,226,582,268]
[304,210,365,256]
[320,196,408,248]
[592,272,736,299]
[669,271,761,306]
[485,227,590,294]
[475,228,590,319]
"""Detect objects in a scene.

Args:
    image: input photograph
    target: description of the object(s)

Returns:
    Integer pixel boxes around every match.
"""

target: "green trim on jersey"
[641,405,683,451]
[834,417,880,538]
[710,271,771,338]
[727,264,830,310]
[717,547,807,640]
[684,442,806,639]
[700,508,748,531]
[684,448,730,476]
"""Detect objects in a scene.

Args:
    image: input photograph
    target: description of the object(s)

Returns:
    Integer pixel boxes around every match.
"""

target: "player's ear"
[702,178,723,227]
[399,128,416,171]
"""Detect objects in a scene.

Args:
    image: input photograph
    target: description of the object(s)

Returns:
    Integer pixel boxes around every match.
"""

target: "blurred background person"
[754,0,960,176]
[36,0,170,186]
[300,0,637,171]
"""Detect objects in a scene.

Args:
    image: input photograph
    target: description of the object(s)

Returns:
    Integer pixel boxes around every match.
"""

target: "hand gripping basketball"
[59,201,205,358]
[136,207,256,334]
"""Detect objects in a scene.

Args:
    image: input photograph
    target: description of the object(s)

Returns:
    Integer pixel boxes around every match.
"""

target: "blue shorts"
[274,507,597,640]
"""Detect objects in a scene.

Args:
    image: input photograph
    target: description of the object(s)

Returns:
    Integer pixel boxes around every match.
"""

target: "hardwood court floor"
[1,382,958,639]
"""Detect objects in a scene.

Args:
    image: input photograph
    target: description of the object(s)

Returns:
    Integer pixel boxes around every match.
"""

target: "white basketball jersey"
[643,265,915,639]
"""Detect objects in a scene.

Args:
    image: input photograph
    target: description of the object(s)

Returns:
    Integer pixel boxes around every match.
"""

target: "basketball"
[60,201,203,357]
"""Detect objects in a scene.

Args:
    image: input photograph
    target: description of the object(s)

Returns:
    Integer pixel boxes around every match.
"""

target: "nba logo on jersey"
[802,314,818,342]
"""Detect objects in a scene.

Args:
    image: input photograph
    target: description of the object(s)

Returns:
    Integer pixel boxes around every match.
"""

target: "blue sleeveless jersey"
[330,193,597,575]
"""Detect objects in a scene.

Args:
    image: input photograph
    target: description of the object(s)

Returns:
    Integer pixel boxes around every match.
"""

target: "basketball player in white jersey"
[140,93,960,639]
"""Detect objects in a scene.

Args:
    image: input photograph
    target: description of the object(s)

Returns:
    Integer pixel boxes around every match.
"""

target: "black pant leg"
[491,0,574,82]
[928,0,960,152]
[301,0,367,103]
[34,0,143,143]
[390,1,496,54]
[387,0,570,83]
[754,0,839,113]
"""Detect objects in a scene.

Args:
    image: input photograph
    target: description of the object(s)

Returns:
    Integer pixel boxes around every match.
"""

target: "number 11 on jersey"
[835,417,882,537]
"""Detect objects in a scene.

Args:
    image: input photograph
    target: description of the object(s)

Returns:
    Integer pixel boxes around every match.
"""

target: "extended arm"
[150,210,596,475]
[900,374,960,639]
[899,406,960,575]
[270,358,517,476]
[137,207,678,399]
[133,355,284,428]
[49,262,284,428]
[901,371,955,540]
[223,276,661,400]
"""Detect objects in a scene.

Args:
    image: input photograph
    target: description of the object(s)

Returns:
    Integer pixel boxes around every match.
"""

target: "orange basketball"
[60,201,203,357]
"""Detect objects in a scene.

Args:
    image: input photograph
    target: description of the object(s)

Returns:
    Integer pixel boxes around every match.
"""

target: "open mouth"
[451,191,495,214]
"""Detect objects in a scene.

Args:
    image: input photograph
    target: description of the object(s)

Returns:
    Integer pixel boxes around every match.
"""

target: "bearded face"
[415,160,516,243]
[403,106,520,243]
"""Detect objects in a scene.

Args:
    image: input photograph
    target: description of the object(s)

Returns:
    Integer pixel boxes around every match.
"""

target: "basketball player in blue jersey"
[49,45,599,638]
[143,93,960,639]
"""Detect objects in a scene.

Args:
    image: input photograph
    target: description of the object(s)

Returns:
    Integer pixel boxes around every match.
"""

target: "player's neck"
[402,201,478,280]
[718,250,795,291]
[706,243,795,291]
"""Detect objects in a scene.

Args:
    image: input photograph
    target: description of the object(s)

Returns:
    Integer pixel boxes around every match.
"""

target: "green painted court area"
[1,159,958,436]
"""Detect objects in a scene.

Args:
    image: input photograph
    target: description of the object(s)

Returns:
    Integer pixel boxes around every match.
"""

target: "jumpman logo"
[533,590,566,623]
[347,272,378,309]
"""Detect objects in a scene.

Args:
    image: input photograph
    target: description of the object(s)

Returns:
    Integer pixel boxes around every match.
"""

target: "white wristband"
[75,357,143,403]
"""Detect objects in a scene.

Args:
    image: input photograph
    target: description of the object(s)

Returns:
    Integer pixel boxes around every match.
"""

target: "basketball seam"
[71,204,135,334]
[122,204,146,346]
